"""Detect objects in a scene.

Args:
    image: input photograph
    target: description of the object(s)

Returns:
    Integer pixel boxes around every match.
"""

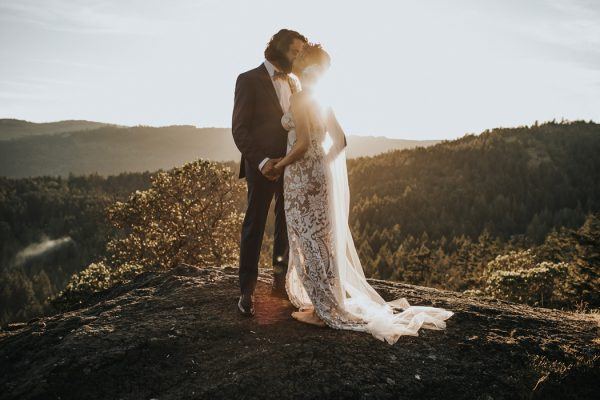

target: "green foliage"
[66,261,144,293]
[52,261,145,310]
[0,171,152,325]
[347,120,600,304]
[534,212,600,308]
[479,250,572,307]
[474,213,600,309]
[0,268,55,324]
[3,120,600,324]
[50,159,245,311]
[104,159,244,271]
[348,120,599,245]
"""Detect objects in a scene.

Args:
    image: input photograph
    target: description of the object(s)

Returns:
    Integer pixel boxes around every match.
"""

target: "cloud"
[0,76,96,101]
[517,0,600,71]
[0,0,166,35]
[28,58,119,71]
[467,0,600,71]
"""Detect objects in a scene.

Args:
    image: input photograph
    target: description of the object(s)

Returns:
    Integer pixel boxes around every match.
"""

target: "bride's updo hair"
[291,43,331,131]
[292,42,331,82]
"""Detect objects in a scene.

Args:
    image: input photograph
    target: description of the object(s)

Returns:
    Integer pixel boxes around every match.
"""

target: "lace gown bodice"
[281,111,296,152]
[280,105,454,344]
[281,110,326,155]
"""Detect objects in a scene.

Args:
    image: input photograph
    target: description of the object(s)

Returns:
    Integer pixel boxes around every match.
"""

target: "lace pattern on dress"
[282,110,368,331]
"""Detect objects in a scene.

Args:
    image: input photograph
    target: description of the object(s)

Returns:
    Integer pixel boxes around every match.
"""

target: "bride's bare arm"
[274,94,310,171]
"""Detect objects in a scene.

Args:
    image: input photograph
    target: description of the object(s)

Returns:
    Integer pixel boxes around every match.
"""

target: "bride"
[271,43,454,345]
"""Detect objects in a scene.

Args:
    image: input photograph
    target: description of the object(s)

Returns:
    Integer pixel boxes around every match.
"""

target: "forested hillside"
[0,172,154,324]
[1,120,598,327]
[347,120,600,290]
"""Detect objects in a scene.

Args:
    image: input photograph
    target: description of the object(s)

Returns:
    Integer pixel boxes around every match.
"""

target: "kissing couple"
[232,28,454,344]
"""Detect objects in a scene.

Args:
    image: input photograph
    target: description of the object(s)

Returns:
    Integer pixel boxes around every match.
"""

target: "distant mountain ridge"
[0,118,119,140]
[0,119,440,178]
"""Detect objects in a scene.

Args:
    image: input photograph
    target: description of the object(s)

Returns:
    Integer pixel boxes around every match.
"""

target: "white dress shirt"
[258,59,294,172]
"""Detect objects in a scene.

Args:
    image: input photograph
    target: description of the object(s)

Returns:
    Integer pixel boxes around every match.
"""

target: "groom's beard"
[276,56,293,73]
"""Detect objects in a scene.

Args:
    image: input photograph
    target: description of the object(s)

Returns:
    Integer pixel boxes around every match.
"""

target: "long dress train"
[282,95,454,345]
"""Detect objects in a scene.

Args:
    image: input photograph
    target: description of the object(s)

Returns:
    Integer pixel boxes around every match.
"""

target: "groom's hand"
[261,158,283,181]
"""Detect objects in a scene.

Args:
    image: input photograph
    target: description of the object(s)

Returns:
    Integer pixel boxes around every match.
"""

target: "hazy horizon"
[1,0,599,140]
[2,116,594,141]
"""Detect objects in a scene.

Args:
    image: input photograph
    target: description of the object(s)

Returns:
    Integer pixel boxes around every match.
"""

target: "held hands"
[273,159,285,175]
[260,157,285,181]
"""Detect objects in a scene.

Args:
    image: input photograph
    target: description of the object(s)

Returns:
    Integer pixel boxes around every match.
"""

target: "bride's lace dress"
[281,95,454,345]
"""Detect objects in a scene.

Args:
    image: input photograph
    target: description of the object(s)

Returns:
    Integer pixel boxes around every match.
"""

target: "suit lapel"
[257,63,283,114]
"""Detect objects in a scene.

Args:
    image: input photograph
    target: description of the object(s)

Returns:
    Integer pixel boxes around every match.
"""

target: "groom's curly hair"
[264,29,308,61]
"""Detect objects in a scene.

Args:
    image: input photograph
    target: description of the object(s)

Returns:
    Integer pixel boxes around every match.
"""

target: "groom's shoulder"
[237,64,264,80]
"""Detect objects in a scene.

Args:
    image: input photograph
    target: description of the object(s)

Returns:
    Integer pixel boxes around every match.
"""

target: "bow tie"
[272,70,289,80]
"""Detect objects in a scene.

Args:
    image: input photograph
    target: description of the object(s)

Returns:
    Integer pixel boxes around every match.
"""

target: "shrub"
[104,159,244,271]
[484,260,571,306]
[53,261,145,309]
[52,159,244,309]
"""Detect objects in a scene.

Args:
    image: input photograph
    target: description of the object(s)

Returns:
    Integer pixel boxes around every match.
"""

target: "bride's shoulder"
[289,91,311,111]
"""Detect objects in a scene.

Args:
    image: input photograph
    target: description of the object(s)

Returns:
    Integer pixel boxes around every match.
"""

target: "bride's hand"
[273,160,285,174]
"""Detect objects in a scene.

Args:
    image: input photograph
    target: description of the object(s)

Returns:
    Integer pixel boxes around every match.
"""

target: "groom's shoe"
[237,294,255,317]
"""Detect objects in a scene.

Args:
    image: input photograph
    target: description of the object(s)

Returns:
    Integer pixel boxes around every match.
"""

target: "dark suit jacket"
[232,63,347,179]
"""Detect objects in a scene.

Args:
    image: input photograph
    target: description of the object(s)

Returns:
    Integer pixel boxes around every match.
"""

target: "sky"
[0,0,599,140]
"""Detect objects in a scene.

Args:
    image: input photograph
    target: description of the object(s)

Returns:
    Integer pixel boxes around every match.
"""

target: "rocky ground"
[1,263,598,400]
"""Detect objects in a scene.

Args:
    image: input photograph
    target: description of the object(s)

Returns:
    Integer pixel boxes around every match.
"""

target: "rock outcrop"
[1,263,598,400]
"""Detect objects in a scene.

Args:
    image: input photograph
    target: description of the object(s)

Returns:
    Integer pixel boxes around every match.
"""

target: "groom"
[232,29,307,316]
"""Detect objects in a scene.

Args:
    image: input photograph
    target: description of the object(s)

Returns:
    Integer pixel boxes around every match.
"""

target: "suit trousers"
[238,159,289,296]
